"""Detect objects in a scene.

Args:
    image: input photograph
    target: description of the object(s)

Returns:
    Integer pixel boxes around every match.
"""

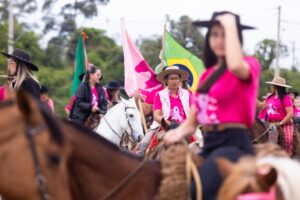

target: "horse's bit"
[102,106,136,144]
[25,123,50,200]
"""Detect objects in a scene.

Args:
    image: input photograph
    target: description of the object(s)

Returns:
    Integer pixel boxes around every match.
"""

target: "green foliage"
[0,0,37,21]
[37,67,73,117]
[42,0,109,37]
[138,36,162,69]
[169,15,205,58]
[254,39,288,71]
[68,28,124,83]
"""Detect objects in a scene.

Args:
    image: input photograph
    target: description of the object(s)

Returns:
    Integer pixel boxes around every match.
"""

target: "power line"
[282,20,300,26]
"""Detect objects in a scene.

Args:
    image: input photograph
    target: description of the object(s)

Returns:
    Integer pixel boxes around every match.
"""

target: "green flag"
[161,29,205,92]
[70,34,88,97]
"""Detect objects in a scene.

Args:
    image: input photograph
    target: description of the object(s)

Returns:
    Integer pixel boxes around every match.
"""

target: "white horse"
[95,97,144,147]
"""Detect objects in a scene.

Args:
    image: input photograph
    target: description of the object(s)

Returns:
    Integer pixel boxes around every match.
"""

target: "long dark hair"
[276,86,288,105]
[203,22,244,68]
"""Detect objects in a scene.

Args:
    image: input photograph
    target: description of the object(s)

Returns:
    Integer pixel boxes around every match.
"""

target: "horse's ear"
[216,158,235,177]
[256,165,277,190]
[119,88,129,100]
[16,91,43,126]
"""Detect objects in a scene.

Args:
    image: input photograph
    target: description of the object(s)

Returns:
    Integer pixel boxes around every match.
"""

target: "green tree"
[42,0,109,37]
[138,36,162,69]
[254,39,288,71]
[0,0,37,21]
[68,28,124,84]
[169,15,205,58]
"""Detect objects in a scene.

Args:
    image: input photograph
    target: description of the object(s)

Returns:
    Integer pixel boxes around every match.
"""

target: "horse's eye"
[129,114,134,118]
[48,154,60,166]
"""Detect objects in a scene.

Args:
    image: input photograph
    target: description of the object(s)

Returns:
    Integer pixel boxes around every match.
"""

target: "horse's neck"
[97,103,124,144]
[64,123,161,200]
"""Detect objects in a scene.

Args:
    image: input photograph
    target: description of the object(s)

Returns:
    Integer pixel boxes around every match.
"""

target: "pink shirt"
[265,95,293,121]
[65,96,76,112]
[258,107,267,121]
[92,87,99,106]
[293,106,300,118]
[194,56,260,128]
[153,91,192,123]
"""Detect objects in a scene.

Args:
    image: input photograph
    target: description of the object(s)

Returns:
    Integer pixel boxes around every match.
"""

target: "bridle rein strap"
[25,123,50,200]
[102,106,137,145]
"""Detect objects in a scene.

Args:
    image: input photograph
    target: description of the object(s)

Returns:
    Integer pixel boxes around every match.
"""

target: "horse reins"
[25,123,50,200]
[102,106,137,145]
[251,125,274,143]
[99,159,148,200]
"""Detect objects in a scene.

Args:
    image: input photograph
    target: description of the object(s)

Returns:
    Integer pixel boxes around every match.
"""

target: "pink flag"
[121,19,163,104]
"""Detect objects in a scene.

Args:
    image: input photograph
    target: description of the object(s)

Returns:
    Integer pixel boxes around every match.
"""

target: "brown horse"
[0,90,72,200]
[62,119,162,200]
[8,90,162,199]
[249,117,269,144]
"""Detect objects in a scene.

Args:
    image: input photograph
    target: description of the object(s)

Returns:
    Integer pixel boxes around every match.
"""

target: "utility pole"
[275,5,281,76]
[8,0,14,53]
[292,42,295,68]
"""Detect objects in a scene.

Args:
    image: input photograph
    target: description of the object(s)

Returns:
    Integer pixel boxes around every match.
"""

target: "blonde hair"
[12,62,40,91]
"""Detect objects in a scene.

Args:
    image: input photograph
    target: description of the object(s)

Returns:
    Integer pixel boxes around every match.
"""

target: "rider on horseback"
[135,65,194,155]
[164,11,260,200]
[257,77,294,156]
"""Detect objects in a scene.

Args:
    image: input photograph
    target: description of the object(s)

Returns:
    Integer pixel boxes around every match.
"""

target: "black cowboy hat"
[193,11,255,30]
[288,88,299,96]
[1,48,38,71]
[106,80,121,90]
[40,85,49,94]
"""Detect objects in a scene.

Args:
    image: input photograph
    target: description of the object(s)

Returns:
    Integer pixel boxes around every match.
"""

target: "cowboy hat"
[266,76,291,88]
[193,11,255,30]
[1,49,38,71]
[156,65,189,83]
[287,88,299,96]
[106,80,122,90]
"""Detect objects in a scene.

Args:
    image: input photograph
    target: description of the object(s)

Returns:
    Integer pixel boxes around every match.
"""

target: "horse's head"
[0,90,71,200]
[217,156,283,200]
[120,97,144,143]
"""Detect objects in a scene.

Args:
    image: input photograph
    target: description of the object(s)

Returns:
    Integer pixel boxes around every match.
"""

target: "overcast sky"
[37,0,300,69]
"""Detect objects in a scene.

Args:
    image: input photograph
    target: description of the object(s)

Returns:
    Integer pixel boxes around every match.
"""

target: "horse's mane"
[38,102,64,145]
[64,120,143,161]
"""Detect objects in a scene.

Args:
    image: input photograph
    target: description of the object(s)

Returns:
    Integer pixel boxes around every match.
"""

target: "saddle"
[84,113,101,129]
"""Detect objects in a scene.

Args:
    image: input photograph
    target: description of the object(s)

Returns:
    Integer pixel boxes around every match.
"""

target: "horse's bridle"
[251,125,273,143]
[102,106,137,144]
[25,122,50,200]
[0,99,50,199]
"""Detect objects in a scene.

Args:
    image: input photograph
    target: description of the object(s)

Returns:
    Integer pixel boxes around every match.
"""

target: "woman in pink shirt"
[164,11,260,200]
[257,77,293,155]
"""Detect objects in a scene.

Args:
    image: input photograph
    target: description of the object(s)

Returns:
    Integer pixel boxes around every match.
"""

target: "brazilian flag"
[160,29,205,92]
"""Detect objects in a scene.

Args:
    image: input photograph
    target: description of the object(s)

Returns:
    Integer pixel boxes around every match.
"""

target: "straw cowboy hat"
[193,11,255,30]
[156,65,189,83]
[1,49,38,71]
[266,76,291,88]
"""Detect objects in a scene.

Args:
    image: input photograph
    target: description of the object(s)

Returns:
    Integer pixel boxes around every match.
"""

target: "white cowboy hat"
[266,76,291,88]
[156,65,189,83]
